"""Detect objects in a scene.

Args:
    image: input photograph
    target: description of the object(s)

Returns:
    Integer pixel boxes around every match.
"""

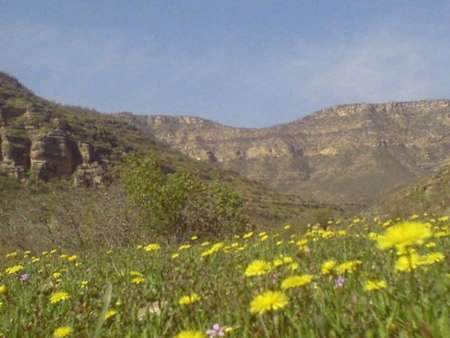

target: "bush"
[121,152,248,241]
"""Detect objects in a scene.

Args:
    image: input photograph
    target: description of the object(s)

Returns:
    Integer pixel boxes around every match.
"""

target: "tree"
[121,152,248,241]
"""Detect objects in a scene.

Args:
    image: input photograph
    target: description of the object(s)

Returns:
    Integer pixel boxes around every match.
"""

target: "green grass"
[0,215,448,337]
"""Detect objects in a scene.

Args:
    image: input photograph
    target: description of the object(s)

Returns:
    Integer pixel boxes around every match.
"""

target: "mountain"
[122,101,450,204]
[0,71,347,233]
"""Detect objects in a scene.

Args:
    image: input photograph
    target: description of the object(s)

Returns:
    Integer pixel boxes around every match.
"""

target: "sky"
[1,0,450,127]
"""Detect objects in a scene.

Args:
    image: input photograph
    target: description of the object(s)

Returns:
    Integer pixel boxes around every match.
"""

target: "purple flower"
[206,323,225,337]
[19,273,30,282]
[335,276,345,288]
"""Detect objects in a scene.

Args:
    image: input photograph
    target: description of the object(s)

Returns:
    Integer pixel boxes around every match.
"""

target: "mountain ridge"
[2,71,449,205]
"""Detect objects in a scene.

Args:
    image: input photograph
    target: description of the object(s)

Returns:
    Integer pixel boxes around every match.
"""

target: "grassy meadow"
[0,215,448,338]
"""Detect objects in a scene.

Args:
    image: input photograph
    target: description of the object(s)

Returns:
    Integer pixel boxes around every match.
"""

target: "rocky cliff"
[126,100,450,203]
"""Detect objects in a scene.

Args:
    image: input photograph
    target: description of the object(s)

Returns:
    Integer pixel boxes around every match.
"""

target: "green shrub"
[122,152,248,241]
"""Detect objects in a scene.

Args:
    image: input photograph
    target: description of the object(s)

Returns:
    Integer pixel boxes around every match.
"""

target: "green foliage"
[122,153,248,240]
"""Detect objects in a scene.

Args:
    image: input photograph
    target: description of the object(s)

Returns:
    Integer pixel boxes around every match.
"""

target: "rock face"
[0,110,106,186]
[136,100,450,203]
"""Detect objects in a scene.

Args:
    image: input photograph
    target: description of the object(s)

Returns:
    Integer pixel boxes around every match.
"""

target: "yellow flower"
[144,243,161,252]
[364,280,387,291]
[172,253,180,259]
[105,308,118,320]
[377,222,432,250]
[395,253,423,272]
[190,235,198,240]
[201,243,225,257]
[178,293,201,305]
[5,265,24,275]
[244,260,272,277]
[0,285,7,295]
[175,330,206,338]
[283,224,291,230]
[250,291,288,315]
[421,252,445,265]
[281,275,314,289]
[50,291,70,304]
[243,232,254,239]
[53,326,73,337]
[321,260,337,274]
[335,260,361,274]
[178,244,192,251]
[53,272,62,279]
[5,251,17,258]
[131,276,145,284]
[129,271,143,276]
[67,255,77,262]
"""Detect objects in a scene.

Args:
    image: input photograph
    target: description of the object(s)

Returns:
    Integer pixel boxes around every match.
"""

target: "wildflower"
[31,257,40,263]
[20,273,30,282]
[105,308,118,320]
[67,255,77,262]
[250,290,288,315]
[131,276,145,284]
[80,280,88,289]
[191,235,198,240]
[178,293,201,305]
[144,243,161,252]
[5,251,17,258]
[0,285,7,295]
[335,260,361,274]
[53,326,73,337]
[377,221,432,250]
[243,232,254,239]
[5,265,24,275]
[178,244,191,251]
[129,271,143,276]
[364,280,387,291]
[335,276,346,287]
[281,275,314,289]
[172,253,180,259]
[201,243,225,257]
[284,224,291,230]
[421,252,445,265]
[201,241,211,247]
[395,253,423,272]
[50,291,70,304]
[206,323,225,337]
[321,260,337,274]
[53,272,62,279]
[244,260,272,277]
[289,262,299,271]
[175,330,206,338]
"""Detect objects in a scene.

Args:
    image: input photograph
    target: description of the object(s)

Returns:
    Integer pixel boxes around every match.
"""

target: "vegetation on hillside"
[122,153,248,241]
[0,214,448,337]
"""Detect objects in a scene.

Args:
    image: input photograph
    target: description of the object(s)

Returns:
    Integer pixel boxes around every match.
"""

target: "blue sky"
[1,0,450,127]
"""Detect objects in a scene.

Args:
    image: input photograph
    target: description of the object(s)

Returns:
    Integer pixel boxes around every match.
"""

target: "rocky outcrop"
[136,100,450,203]
[0,114,106,186]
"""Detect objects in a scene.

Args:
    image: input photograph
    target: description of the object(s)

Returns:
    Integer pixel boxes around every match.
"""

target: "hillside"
[125,101,450,204]
[0,72,350,251]
[373,161,450,216]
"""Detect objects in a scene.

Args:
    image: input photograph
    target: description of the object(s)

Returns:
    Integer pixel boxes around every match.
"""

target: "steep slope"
[125,101,450,203]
